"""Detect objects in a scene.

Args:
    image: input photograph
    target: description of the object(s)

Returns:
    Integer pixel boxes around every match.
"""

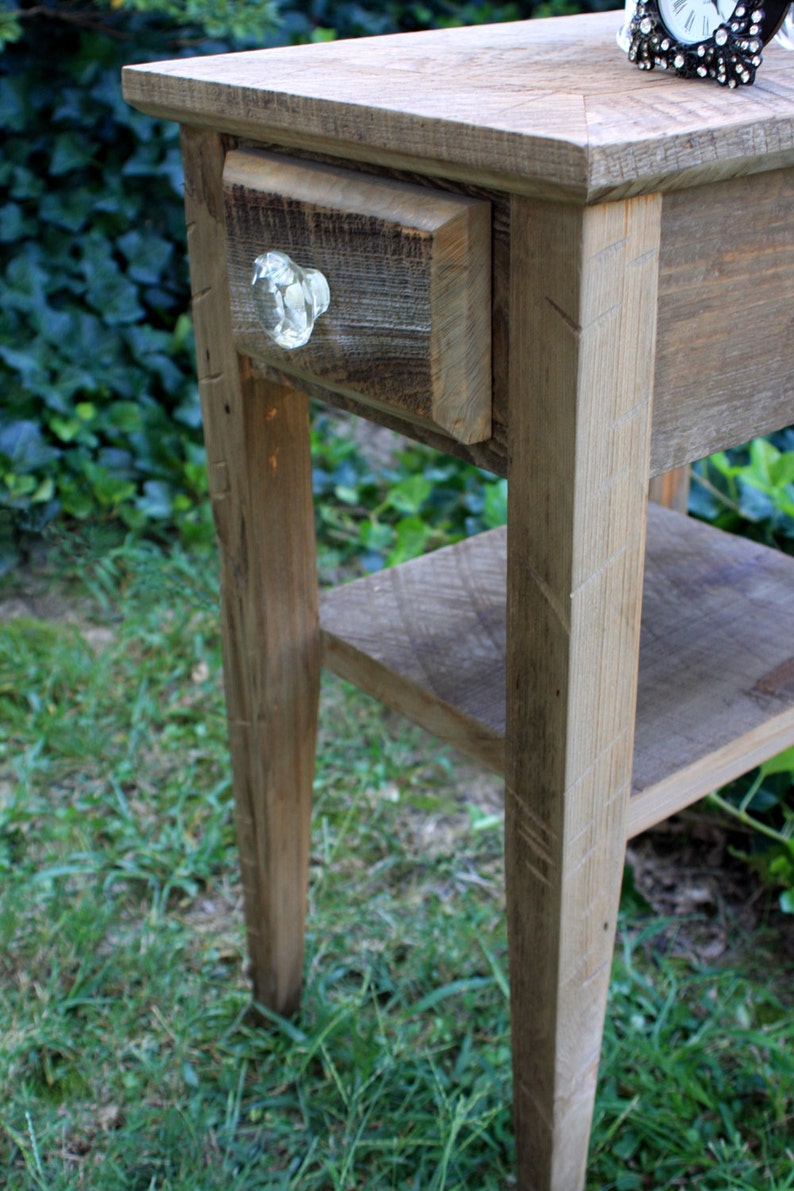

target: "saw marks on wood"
[123,13,794,202]
[320,504,794,838]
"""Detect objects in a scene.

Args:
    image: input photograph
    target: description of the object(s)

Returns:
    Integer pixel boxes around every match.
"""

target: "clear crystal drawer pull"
[251,251,330,349]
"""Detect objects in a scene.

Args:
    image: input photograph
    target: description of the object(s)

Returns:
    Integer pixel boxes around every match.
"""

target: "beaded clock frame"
[627,0,766,86]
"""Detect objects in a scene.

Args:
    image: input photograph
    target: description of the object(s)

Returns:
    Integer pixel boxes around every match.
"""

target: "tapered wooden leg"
[505,195,662,1189]
[182,126,320,1016]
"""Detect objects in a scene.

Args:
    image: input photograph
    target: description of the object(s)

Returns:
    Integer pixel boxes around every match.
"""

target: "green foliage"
[0,6,23,52]
[0,0,626,570]
[99,0,279,41]
[272,0,536,43]
[1,0,278,47]
[0,536,792,1187]
[708,755,794,915]
[311,412,506,574]
[595,924,794,1189]
[272,0,612,43]
[1,0,792,907]
[690,432,794,548]
[0,12,217,570]
[689,434,794,911]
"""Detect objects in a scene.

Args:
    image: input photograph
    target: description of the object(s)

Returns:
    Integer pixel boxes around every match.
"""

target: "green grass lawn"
[1,531,792,1189]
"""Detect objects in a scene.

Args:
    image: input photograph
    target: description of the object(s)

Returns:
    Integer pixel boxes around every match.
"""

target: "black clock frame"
[627,0,789,86]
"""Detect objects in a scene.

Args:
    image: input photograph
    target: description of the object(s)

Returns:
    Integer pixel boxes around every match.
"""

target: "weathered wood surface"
[321,528,506,773]
[245,174,513,476]
[224,149,492,443]
[128,17,794,1190]
[652,167,794,474]
[224,152,794,480]
[630,505,794,834]
[182,127,320,1016]
[321,503,794,840]
[503,193,659,1190]
[648,467,689,513]
[123,13,794,203]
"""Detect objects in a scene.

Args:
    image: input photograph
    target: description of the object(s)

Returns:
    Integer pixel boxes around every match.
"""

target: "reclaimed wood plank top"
[122,12,794,201]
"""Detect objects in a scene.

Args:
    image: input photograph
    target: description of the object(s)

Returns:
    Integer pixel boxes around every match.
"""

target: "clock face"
[657,0,735,44]
[626,0,771,84]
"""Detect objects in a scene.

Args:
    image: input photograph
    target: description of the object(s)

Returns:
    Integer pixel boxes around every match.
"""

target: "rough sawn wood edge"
[121,14,794,203]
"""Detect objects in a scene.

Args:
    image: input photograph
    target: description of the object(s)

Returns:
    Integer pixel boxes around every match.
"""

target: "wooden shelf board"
[320,505,794,839]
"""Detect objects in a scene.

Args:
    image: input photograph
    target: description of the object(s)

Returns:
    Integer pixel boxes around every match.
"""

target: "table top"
[123,12,794,201]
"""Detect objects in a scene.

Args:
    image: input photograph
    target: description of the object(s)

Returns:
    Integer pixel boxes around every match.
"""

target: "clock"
[626,0,790,85]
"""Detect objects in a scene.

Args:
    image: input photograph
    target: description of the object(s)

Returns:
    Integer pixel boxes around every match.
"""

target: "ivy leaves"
[0,20,205,569]
[691,435,794,547]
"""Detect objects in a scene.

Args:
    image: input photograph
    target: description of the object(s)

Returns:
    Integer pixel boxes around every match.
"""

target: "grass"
[1,529,792,1189]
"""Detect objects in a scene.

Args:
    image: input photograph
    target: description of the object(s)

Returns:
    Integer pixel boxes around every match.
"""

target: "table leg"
[182,127,320,1016]
[649,466,690,513]
[505,194,662,1189]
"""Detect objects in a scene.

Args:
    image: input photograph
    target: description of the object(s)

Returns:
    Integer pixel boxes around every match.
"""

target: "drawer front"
[223,149,492,444]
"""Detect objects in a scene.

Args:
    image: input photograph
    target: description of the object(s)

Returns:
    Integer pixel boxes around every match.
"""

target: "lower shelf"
[320,504,794,839]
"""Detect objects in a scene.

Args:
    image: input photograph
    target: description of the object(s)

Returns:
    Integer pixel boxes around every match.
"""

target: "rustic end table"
[124,15,794,1188]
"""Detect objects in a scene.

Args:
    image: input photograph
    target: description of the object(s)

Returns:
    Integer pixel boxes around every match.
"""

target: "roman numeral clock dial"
[625,0,790,84]
[664,0,733,41]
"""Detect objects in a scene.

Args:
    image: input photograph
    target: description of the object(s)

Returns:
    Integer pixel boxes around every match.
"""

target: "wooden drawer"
[223,150,492,444]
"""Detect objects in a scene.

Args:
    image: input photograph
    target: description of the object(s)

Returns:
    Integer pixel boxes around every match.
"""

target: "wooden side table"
[124,15,794,1188]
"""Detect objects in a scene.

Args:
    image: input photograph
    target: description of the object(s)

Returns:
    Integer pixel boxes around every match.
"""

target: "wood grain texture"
[505,192,659,1190]
[321,528,506,773]
[182,127,320,1016]
[240,156,794,484]
[242,166,512,477]
[123,14,794,203]
[321,506,794,839]
[648,467,689,513]
[223,150,492,443]
[129,20,794,1187]
[651,167,794,474]
[629,505,794,835]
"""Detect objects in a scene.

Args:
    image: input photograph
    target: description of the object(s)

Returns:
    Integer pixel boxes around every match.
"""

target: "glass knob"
[251,251,330,350]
